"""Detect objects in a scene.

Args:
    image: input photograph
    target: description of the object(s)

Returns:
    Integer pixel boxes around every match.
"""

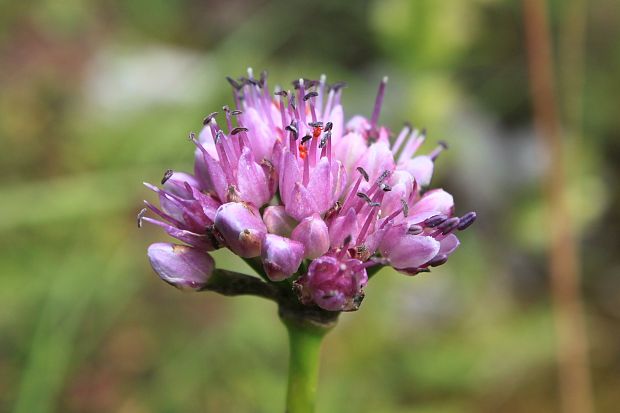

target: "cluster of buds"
[140,69,475,312]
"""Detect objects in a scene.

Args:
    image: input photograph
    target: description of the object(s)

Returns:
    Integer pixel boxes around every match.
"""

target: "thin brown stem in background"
[522,0,594,412]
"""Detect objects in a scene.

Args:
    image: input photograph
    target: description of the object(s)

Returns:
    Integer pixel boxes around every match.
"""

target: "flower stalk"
[282,314,331,413]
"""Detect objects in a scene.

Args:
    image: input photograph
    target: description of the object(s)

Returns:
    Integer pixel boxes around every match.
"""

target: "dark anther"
[380,183,392,192]
[259,70,267,88]
[404,121,413,130]
[203,112,218,125]
[437,217,460,235]
[428,254,449,267]
[222,105,230,112]
[308,121,323,128]
[161,169,174,185]
[231,127,249,135]
[343,235,352,247]
[231,110,243,116]
[356,192,373,204]
[369,202,381,207]
[304,91,318,101]
[420,127,427,137]
[292,78,316,89]
[401,199,409,217]
[438,140,449,149]
[274,90,288,97]
[226,76,243,90]
[292,78,305,89]
[356,167,369,182]
[285,122,298,133]
[319,131,331,148]
[301,135,313,145]
[407,225,423,235]
[215,130,225,143]
[245,77,259,86]
[457,211,477,230]
[324,121,333,132]
[329,81,347,91]
[424,214,448,228]
[188,132,196,141]
[137,208,147,228]
[376,170,390,185]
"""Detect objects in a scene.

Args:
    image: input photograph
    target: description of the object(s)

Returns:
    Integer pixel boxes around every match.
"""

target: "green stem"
[283,319,328,413]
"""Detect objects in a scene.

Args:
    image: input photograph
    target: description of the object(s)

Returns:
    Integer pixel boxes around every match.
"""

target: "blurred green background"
[1,0,619,412]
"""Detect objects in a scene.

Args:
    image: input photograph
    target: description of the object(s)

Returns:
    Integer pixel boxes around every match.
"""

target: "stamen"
[137,208,147,228]
[427,254,448,267]
[324,121,333,132]
[259,70,267,88]
[401,199,409,217]
[457,211,477,230]
[329,81,347,91]
[285,122,298,136]
[337,235,353,259]
[297,78,306,131]
[356,192,383,245]
[370,76,388,129]
[340,174,364,214]
[380,209,403,229]
[277,91,288,134]
[429,141,449,161]
[143,200,184,228]
[319,131,330,149]
[202,112,218,125]
[231,127,249,135]
[391,122,412,155]
[161,169,174,185]
[304,92,318,101]
[397,128,426,163]
[226,76,243,90]
[424,214,448,228]
[356,192,373,204]
[356,167,369,182]
[407,225,423,235]
[303,145,310,185]
[222,105,233,133]
[317,74,326,119]
[323,89,335,120]
[437,217,460,235]
[214,130,224,144]
[231,110,243,116]
[376,170,391,185]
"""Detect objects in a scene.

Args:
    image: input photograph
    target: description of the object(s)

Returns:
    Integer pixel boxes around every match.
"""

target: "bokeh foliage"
[1,0,619,412]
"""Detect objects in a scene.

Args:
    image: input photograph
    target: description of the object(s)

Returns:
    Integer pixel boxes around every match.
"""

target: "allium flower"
[140,69,476,312]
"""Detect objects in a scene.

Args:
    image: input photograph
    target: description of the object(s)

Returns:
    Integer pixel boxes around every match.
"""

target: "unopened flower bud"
[263,206,297,237]
[147,243,214,291]
[261,234,305,281]
[291,214,330,259]
[214,202,267,258]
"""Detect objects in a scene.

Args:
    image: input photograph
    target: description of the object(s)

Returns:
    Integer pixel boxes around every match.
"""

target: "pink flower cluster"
[141,70,475,312]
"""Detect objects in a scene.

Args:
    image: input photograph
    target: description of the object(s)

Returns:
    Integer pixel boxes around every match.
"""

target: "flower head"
[141,69,475,312]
